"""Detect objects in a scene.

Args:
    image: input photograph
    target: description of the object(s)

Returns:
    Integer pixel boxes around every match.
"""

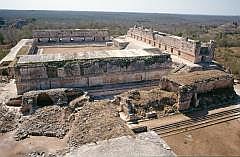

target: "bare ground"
[163,119,240,156]
[39,46,117,55]
[0,132,66,157]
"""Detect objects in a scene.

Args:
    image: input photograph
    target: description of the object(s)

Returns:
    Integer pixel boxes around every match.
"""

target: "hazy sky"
[0,0,240,16]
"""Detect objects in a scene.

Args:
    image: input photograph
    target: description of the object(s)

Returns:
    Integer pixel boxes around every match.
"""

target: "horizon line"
[0,8,240,17]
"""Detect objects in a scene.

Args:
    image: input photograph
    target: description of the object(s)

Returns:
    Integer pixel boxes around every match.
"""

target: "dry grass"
[17,46,29,56]
[0,48,9,60]
[215,47,240,79]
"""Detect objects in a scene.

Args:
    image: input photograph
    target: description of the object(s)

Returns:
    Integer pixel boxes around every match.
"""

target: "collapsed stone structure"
[114,70,236,122]
[114,88,178,121]
[160,70,236,110]
[20,88,85,114]
[127,26,215,63]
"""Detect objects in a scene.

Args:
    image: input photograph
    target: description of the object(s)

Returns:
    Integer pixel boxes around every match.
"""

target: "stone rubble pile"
[0,104,20,133]
[15,105,75,140]
[116,88,178,121]
[67,101,133,148]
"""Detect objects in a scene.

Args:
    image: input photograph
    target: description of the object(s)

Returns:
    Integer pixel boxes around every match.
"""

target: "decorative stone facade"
[127,26,215,63]
[33,29,110,43]
[15,52,172,94]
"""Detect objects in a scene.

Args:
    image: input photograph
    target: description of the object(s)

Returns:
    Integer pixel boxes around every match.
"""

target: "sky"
[0,0,240,16]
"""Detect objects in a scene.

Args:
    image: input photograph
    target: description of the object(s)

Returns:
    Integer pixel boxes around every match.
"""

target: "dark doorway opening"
[1,69,9,76]
[37,93,53,107]
[201,56,206,62]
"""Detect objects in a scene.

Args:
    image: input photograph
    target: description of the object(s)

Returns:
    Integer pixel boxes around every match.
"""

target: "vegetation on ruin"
[0,48,9,60]
[17,46,29,56]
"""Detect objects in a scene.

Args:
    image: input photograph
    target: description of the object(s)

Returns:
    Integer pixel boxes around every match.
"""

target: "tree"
[0,32,4,44]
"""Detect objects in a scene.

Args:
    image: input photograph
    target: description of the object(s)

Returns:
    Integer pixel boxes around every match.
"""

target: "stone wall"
[21,88,85,114]
[15,55,172,94]
[127,26,215,63]
[160,70,235,110]
[33,29,110,43]
[114,89,178,121]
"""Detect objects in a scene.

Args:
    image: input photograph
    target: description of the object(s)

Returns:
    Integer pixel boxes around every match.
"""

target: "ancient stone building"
[160,70,236,110]
[113,70,235,122]
[15,49,172,94]
[33,29,110,43]
[127,26,215,63]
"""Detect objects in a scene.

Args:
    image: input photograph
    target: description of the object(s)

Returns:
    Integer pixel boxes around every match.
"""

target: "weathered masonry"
[127,26,215,63]
[33,29,110,43]
[15,49,172,94]
[160,70,236,110]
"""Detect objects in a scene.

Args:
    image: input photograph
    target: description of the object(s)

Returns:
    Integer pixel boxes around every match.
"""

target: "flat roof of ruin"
[17,48,168,64]
[164,70,232,86]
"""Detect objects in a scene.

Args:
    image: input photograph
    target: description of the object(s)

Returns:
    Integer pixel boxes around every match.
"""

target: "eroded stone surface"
[66,131,175,157]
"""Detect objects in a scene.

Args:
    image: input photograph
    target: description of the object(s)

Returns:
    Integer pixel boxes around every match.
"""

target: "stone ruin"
[33,29,110,43]
[114,88,178,122]
[15,51,172,94]
[1,27,235,119]
[6,88,85,114]
[112,70,237,122]
[160,70,237,110]
[127,26,215,63]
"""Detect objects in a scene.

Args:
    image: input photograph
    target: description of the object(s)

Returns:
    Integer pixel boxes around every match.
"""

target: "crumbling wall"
[21,88,85,114]
[160,71,236,110]
[115,88,178,121]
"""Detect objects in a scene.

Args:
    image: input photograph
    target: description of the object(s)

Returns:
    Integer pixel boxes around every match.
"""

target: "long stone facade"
[15,51,172,94]
[127,26,215,63]
[33,29,110,43]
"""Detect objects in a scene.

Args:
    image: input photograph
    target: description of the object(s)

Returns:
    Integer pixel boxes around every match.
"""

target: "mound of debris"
[15,105,75,141]
[25,151,57,157]
[68,101,134,147]
[115,88,178,121]
[0,104,20,133]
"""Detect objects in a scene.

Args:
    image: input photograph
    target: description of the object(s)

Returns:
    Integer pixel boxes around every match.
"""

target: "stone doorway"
[36,93,53,107]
